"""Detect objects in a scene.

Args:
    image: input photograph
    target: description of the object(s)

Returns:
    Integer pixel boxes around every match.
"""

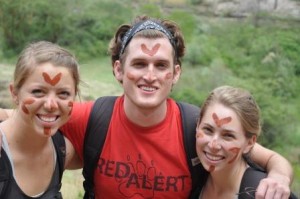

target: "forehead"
[202,103,242,128]
[125,37,174,60]
[23,62,73,85]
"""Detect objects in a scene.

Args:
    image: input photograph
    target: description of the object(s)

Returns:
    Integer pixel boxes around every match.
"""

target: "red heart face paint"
[42,72,62,86]
[228,147,241,164]
[141,43,160,56]
[22,98,36,114]
[212,113,232,127]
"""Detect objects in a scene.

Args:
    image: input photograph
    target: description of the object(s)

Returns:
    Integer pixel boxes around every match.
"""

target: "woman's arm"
[251,143,292,199]
[64,136,83,169]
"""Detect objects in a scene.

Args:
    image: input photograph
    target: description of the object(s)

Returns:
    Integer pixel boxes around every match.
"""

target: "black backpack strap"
[82,96,117,199]
[0,149,12,198]
[176,102,208,198]
[238,167,267,199]
[51,131,66,190]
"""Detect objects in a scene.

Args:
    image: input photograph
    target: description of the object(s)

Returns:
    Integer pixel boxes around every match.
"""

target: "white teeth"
[141,86,156,92]
[206,153,223,161]
[39,116,57,122]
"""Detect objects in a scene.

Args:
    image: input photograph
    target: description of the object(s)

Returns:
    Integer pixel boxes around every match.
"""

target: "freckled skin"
[211,140,219,149]
[44,127,51,136]
[228,147,241,164]
[126,72,135,80]
[141,43,160,56]
[22,98,35,114]
[42,72,62,86]
[212,113,232,127]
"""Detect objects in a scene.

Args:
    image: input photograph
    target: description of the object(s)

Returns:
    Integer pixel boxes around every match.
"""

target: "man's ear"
[172,64,181,85]
[243,135,257,154]
[113,60,123,83]
[9,83,19,105]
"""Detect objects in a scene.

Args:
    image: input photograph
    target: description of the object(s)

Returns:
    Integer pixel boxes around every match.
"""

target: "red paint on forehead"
[42,72,62,86]
[44,127,51,136]
[21,98,35,114]
[141,43,160,56]
[228,147,241,164]
[212,113,232,127]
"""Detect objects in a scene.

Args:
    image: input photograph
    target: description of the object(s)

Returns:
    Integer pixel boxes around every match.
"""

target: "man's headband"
[119,20,176,58]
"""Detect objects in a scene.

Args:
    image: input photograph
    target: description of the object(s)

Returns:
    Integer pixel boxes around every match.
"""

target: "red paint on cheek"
[68,101,73,116]
[44,127,51,136]
[212,113,232,127]
[141,43,160,56]
[22,98,35,114]
[126,72,135,80]
[196,131,204,139]
[209,165,215,172]
[228,147,241,164]
[42,72,62,86]
[165,72,172,80]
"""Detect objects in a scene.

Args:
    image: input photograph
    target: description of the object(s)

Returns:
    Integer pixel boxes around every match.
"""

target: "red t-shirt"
[61,96,192,199]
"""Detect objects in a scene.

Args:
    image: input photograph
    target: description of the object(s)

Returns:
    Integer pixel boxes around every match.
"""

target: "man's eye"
[224,133,235,139]
[156,63,168,69]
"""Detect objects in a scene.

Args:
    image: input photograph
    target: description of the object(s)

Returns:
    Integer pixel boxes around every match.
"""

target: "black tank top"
[0,132,65,199]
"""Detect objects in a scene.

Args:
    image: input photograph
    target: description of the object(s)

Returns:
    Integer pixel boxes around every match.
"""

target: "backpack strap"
[238,167,267,199]
[176,102,208,197]
[51,131,66,187]
[82,96,117,199]
[0,149,12,198]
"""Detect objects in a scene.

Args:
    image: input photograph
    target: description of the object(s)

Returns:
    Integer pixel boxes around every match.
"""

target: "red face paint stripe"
[196,132,204,138]
[228,147,240,164]
[42,72,62,86]
[44,127,51,136]
[68,101,73,116]
[141,43,160,56]
[21,98,35,114]
[212,113,232,127]
[209,165,215,172]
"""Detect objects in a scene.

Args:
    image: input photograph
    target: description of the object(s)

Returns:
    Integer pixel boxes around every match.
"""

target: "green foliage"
[137,3,163,18]
[167,10,198,42]
[0,0,66,56]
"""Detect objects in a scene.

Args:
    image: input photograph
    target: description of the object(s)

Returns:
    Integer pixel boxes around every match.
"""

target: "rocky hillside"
[193,0,300,19]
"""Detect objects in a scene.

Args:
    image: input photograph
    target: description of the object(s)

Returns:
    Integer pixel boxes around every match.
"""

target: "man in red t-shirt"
[0,16,293,199]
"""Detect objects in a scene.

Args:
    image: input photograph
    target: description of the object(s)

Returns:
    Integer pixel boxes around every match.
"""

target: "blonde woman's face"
[12,62,76,137]
[195,103,254,173]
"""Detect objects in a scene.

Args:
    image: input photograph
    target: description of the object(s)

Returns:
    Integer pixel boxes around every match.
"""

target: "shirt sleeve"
[60,101,94,160]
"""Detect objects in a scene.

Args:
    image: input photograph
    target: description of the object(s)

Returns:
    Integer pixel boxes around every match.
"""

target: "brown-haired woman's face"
[195,103,255,173]
[12,62,76,137]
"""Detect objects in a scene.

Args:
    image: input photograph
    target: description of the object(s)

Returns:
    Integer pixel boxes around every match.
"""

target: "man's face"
[114,37,181,111]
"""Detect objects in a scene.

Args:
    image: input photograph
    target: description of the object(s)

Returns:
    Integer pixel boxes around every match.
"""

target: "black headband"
[119,20,176,58]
